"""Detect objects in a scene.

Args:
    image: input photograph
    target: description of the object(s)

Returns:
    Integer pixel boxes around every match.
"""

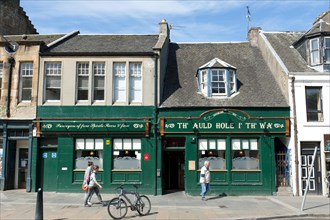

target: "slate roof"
[161,42,289,108]
[42,34,160,55]
[263,32,316,73]
[2,34,65,45]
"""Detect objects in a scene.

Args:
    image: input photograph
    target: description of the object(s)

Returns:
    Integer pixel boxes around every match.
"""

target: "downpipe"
[6,57,15,118]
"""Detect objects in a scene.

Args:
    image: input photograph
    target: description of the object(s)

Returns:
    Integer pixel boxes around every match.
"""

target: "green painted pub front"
[32,106,157,195]
[157,107,290,196]
[32,106,290,196]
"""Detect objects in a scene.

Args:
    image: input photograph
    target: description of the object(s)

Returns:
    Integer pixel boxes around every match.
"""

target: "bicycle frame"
[118,189,139,210]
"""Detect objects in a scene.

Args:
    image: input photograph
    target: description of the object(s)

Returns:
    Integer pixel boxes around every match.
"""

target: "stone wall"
[0,0,37,35]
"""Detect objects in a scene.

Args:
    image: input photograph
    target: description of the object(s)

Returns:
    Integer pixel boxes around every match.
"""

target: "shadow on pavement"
[207,193,227,201]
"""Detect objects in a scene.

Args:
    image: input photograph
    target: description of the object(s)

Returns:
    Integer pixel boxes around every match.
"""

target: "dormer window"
[310,38,320,65]
[197,58,237,98]
[324,37,330,63]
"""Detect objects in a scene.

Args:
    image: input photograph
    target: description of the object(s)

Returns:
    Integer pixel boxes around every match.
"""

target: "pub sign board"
[160,109,290,136]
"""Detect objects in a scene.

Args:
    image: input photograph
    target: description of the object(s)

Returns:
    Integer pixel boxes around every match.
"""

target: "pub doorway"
[163,137,185,193]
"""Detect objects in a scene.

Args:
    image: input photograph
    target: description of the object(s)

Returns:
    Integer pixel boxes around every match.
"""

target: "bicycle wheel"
[107,197,128,220]
[136,195,151,216]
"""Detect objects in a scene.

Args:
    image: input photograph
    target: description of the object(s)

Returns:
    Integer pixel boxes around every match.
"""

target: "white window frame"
[129,62,142,103]
[305,86,323,122]
[310,38,320,65]
[75,138,104,169]
[44,62,62,102]
[324,37,330,63]
[113,62,127,103]
[0,62,3,98]
[211,69,226,96]
[19,62,33,102]
[92,62,105,102]
[76,62,90,102]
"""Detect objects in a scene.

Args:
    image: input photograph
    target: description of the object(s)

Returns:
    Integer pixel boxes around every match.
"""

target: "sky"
[20,0,330,43]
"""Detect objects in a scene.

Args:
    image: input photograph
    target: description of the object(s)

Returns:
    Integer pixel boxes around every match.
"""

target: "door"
[301,142,322,195]
[41,148,58,191]
[163,150,185,192]
[18,148,28,188]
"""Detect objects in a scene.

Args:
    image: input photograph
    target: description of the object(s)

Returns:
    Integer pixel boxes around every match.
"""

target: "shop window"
[19,62,33,102]
[305,87,323,122]
[113,138,141,170]
[75,138,103,169]
[232,139,259,170]
[198,139,226,170]
[44,62,62,101]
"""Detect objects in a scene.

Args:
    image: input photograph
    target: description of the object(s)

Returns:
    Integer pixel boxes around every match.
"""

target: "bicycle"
[107,184,151,219]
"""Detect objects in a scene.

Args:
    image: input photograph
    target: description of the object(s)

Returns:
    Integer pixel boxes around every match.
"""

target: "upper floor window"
[113,62,126,102]
[305,87,323,122]
[0,62,3,98]
[93,62,105,101]
[129,62,142,103]
[76,62,89,101]
[324,37,330,63]
[197,58,237,98]
[310,38,320,65]
[19,62,33,102]
[44,62,61,101]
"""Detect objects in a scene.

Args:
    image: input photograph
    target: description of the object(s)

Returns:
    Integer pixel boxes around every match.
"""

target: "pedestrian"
[83,161,93,206]
[200,160,210,201]
[84,165,103,207]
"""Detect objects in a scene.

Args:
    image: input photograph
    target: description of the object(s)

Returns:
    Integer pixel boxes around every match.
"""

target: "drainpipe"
[154,53,159,195]
[6,57,15,118]
[291,76,299,196]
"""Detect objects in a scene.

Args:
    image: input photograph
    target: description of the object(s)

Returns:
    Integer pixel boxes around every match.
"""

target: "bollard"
[35,188,43,220]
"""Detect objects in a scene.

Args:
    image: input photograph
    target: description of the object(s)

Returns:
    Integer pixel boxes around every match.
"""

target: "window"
[198,139,226,170]
[310,38,320,65]
[198,58,237,98]
[232,139,259,170]
[44,62,61,101]
[113,63,126,102]
[93,62,105,101]
[0,132,3,178]
[0,62,3,98]
[306,87,323,122]
[75,138,103,169]
[324,38,330,63]
[129,62,142,103]
[19,62,33,101]
[113,138,141,170]
[211,69,226,95]
[76,62,89,101]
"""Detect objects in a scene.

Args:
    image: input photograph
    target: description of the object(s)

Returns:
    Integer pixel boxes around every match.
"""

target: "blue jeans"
[200,183,209,198]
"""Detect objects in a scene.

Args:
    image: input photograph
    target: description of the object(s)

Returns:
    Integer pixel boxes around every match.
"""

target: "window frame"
[92,62,105,102]
[112,138,142,170]
[310,38,320,65]
[44,62,62,102]
[19,62,33,102]
[198,138,226,170]
[75,138,104,170]
[113,62,127,103]
[129,62,142,103]
[305,86,323,122]
[324,37,330,63]
[231,138,259,170]
[0,62,3,98]
[76,62,90,102]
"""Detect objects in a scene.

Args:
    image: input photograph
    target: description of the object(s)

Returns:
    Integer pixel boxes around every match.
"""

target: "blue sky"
[21,0,329,43]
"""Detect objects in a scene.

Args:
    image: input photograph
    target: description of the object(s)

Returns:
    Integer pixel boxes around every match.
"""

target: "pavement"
[0,189,329,220]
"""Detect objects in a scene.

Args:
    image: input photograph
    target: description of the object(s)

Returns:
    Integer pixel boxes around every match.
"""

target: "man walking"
[200,160,210,201]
